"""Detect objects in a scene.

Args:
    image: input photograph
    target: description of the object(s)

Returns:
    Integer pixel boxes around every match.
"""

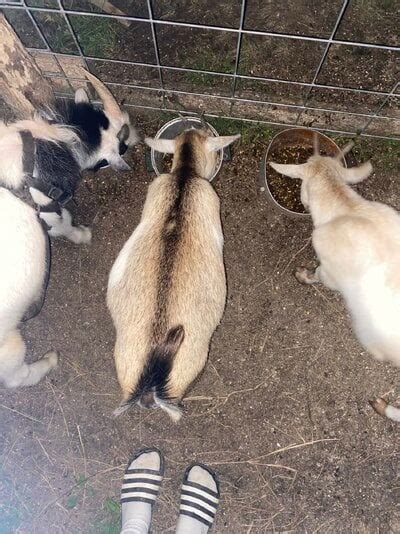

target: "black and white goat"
[0,70,137,388]
[0,69,138,244]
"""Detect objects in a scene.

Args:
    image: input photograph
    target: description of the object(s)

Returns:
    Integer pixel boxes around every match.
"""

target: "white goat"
[270,144,400,422]
[108,127,240,421]
[0,188,57,387]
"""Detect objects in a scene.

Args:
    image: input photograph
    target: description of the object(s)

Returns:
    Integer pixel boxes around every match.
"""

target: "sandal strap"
[126,468,163,476]
[179,483,219,527]
[121,472,162,505]
[182,481,219,500]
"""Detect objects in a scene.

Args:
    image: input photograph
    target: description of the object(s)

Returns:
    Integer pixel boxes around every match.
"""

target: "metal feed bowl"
[261,128,347,219]
[150,117,223,181]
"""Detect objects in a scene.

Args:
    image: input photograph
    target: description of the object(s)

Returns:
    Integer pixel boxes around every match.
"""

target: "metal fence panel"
[1,0,399,139]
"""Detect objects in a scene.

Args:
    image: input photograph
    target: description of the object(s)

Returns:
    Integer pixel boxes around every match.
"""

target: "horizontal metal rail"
[1,1,399,140]
[3,3,400,51]
[43,71,397,123]
[54,92,399,140]
[27,48,399,99]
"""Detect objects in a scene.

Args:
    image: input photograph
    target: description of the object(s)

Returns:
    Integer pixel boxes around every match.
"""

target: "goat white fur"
[108,128,240,420]
[270,150,400,422]
[0,188,57,387]
[0,119,77,190]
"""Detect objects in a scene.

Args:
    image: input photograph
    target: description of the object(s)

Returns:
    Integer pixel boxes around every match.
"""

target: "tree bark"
[0,13,54,119]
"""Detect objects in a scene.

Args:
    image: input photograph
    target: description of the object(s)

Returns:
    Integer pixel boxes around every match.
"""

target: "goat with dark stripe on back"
[108,127,240,421]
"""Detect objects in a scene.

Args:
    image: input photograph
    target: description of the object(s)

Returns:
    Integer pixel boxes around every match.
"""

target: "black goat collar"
[20,130,73,208]
[40,184,74,207]
[20,129,35,178]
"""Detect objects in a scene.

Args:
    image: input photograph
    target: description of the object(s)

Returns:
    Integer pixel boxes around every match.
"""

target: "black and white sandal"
[120,447,164,506]
[178,462,220,529]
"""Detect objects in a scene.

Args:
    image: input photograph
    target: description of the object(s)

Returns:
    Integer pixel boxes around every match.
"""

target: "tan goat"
[107,127,240,420]
[270,143,400,423]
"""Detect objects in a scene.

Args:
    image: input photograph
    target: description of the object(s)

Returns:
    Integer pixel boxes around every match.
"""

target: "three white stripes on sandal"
[179,483,218,525]
[181,484,219,504]
[121,472,162,502]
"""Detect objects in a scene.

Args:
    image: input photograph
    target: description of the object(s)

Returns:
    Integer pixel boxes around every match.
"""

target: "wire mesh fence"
[1,0,399,139]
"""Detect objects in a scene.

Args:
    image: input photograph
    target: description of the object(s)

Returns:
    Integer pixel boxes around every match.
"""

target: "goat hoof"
[77,225,92,244]
[43,350,59,369]
[369,397,387,416]
[295,267,315,284]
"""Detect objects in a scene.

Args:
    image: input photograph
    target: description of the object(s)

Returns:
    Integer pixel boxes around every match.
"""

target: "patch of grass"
[207,117,243,135]
[376,138,400,169]
[183,71,224,90]
[90,497,120,534]
[26,0,58,9]
[188,48,234,76]
[69,15,120,58]
[33,12,119,56]
[63,473,94,510]
[155,112,274,146]
[159,111,181,123]
[26,0,58,7]
[0,503,24,532]
[208,117,274,145]
[66,494,78,510]
[174,45,233,89]
[0,470,26,531]
[331,135,400,171]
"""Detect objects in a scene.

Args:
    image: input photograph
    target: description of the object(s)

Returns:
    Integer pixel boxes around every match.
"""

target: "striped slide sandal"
[121,447,164,534]
[176,462,220,533]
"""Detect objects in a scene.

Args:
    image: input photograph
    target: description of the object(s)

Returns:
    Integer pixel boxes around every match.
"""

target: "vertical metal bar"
[55,0,95,97]
[56,0,89,69]
[146,0,165,106]
[22,0,75,95]
[296,0,350,124]
[21,0,49,51]
[231,0,247,99]
[360,81,399,134]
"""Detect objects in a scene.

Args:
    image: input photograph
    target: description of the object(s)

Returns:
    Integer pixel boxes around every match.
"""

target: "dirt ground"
[0,111,399,533]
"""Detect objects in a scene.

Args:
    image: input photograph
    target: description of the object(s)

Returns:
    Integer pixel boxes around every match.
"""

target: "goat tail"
[369,397,400,423]
[12,117,79,145]
[114,325,185,422]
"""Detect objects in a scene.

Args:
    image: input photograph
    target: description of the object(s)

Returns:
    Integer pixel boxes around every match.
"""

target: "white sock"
[175,464,220,534]
[121,449,163,534]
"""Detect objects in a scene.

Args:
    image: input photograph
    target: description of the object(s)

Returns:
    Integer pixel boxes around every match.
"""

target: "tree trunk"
[0,13,54,119]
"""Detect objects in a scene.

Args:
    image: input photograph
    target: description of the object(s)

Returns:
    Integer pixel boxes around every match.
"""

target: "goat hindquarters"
[0,189,58,387]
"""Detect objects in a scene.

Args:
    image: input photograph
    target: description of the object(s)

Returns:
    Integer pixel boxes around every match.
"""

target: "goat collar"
[19,130,74,208]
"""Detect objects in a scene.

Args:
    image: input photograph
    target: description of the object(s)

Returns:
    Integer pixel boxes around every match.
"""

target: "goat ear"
[269,162,307,180]
[342,161,373,184]
[206,134,241,152]
[145,137,176,153]
[117,124,130,143]
[75,88,89,104]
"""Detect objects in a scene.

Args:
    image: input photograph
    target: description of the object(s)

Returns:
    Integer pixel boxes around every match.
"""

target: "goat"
[0,69,138,244]
[0,187,57,387]
[107,127,240,421]
[270,142,400,423]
